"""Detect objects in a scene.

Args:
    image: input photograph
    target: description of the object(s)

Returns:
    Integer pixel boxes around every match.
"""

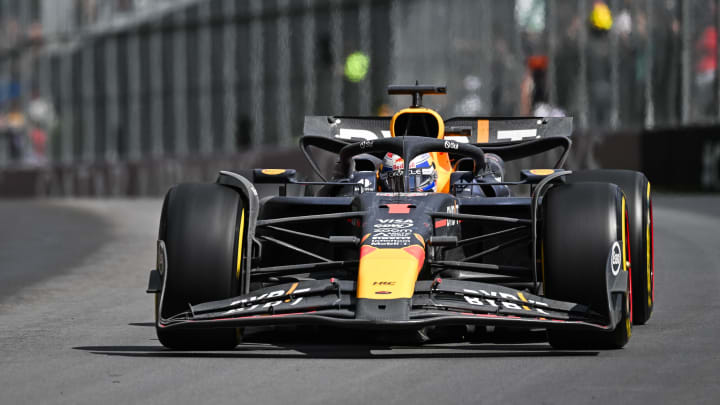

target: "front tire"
[570,170,654,324]
[543,182,632,349]
[156,183,244,349]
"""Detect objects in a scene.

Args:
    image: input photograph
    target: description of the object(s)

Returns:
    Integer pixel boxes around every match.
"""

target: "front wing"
[157,278,621,332]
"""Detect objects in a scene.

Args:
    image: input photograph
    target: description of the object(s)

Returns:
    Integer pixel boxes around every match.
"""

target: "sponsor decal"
[611,241,622,276]
[373,281,396,286]
[370,231,413,246]
[371,219,415,246]
[444,140,460,150]
[462,288,550,315]
[375,219,413,228]
[359,140,374,150]
[261,169,287,175]
[222,287,310,315]
[443,135,470,143]
[496,129,538,141]
[336,128,391,140]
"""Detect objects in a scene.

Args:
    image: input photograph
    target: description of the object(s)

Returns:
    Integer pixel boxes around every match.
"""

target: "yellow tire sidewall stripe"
[236,209,246,281]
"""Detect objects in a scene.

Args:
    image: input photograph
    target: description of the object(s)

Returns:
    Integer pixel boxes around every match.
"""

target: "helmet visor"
[380,168,435,192]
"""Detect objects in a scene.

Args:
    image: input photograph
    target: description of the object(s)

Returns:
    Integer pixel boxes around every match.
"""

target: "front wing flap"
[158,278,613,332]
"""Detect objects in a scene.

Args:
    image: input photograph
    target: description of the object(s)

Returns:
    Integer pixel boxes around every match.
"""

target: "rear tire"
[543,182,632,349]
[570,170,654,324]
[156,183,244,349]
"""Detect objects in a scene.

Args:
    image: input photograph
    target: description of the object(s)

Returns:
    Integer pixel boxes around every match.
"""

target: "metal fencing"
[0,0,718,169]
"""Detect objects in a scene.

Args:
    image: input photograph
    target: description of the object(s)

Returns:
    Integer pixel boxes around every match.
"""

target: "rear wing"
[303,116,573,144]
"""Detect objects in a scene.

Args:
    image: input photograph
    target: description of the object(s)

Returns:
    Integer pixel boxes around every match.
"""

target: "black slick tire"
[569,169,654,324]
[543,182,632,349]
[156,183,244,349]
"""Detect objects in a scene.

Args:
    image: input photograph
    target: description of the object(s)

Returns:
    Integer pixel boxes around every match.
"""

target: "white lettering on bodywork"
[497,129,538,141]
[336,128,391,140]
[462,290,550,315]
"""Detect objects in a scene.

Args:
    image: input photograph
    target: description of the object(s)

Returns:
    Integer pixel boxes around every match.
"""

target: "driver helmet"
[379,153,437,192]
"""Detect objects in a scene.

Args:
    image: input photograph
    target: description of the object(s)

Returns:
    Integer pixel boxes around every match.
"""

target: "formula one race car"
[147,84,655,350]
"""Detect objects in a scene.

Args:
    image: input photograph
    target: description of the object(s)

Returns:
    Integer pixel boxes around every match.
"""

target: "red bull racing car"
[147,85,655,350]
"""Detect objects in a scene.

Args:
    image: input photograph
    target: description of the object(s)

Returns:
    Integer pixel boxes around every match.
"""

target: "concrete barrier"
[1,128,718,197]
[641,126,720,191]
[0,146,325,198]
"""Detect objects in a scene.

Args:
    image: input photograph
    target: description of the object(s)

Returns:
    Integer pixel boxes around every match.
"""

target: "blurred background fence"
[1,0,719,194]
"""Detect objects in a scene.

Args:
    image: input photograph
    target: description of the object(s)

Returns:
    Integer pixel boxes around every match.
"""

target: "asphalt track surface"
[1,195,719,404]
